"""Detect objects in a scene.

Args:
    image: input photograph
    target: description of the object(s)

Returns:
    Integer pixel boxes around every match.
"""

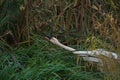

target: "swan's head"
[45,34,52,40]
[45,35,59,44]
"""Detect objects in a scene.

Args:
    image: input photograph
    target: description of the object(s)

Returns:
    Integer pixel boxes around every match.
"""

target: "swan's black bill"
[44,34,52,40]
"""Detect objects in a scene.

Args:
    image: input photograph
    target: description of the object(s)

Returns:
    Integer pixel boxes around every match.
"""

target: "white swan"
[46,36,119,62]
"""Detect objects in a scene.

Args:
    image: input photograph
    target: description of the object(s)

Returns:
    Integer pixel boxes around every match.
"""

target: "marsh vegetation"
[0,0,120,80]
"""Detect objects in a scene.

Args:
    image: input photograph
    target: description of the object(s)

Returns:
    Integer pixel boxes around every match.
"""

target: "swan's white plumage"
[73,49,118,59]
[49,37,119,63]
[82,57,102,62]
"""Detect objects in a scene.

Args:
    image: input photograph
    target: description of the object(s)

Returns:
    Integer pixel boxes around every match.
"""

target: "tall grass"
[0,36,105,80]
[0,0,120,80]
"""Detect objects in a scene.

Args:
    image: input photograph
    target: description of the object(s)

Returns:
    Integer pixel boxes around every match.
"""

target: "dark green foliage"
[0,35,120,80]
[0,36,105,80]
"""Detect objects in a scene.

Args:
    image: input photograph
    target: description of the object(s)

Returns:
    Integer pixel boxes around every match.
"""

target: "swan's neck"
[50,37,76,51]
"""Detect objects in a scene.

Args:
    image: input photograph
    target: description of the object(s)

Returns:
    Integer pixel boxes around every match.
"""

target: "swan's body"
[48,37,119,62]
[73,49,118,59]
